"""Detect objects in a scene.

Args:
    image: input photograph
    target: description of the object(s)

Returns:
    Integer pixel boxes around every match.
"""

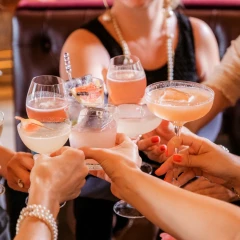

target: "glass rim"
[145,80,214,105]
[109,54,141,65]
[32,75,65,87]
[76,104,118,116]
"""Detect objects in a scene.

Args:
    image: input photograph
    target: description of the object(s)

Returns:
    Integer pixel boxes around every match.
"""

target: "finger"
[115,133,131,145]
[155,156,174,176]
[137,136,160,151]
[81,147,110,165]
[50,146,71,157]
[7,168,31,189]
[145,144,167,162]
[177,169,197,187]
[167,133,202,156]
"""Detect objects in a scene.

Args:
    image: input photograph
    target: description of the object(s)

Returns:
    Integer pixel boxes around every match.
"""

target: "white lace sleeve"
[204,36,240,106]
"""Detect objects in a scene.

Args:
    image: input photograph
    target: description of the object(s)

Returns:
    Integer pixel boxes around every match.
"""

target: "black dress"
[74,12,222,240]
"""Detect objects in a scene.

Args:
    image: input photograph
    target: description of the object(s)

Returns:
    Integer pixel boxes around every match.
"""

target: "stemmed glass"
[26,75,68,122]
[107,55,156,218]
[106,55,146,105]
[145,80,214,183]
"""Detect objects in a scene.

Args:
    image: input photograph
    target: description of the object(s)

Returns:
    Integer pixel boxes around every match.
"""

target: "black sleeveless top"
[82,12,199,85]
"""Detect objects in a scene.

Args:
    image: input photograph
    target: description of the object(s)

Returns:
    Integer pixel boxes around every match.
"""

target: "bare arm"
[0,146,15,179]
[186,17,223,132]
[60,29,110,80]
[14,183,60,240]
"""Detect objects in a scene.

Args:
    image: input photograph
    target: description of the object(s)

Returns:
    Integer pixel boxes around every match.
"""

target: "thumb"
[81,147,111,165]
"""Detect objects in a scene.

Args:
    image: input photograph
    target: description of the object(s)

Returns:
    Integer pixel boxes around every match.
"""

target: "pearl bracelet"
[16,204,58,240]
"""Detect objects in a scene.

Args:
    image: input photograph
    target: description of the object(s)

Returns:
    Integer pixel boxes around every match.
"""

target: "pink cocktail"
[145,80,214,136]
[26,75,68,122]
[107,55,146,105]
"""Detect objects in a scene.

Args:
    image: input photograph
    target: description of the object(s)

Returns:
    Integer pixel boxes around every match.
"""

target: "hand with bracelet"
[155,132,240,198]
[14,147,89,240]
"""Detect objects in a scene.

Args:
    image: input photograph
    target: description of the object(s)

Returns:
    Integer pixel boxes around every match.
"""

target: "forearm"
[14,183,60,240]
[0,146,15,178]
[117,169,240,240]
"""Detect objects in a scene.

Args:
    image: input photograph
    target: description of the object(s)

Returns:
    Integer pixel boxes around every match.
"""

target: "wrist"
[28,182,60,218]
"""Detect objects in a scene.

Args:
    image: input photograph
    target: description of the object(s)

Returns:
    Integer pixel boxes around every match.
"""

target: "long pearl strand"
[103,5,175,81]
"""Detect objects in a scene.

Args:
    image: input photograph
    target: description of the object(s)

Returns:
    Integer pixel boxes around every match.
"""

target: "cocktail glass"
[113,103,161,218]
[145,80,214,183]
[106,55,146,105]
[65,74,104,106]
[69,104,118,170]
[26,75,68,122]
[17,119,71,155]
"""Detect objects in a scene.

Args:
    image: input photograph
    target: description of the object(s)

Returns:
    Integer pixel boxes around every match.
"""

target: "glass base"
[113,200,145,219]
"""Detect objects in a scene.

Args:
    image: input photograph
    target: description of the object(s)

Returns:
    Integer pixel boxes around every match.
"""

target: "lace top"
[82,12,199,84]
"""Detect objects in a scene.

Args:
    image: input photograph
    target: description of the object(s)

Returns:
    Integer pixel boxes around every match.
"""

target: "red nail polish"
[173,155,182,162]
[160,145,166,151]
[151,136,159,143]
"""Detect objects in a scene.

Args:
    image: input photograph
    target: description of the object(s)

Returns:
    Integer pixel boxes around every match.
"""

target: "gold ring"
[17,179,24,188]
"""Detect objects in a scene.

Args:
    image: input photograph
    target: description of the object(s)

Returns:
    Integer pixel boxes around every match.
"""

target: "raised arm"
[14,148,88,240]
[82,134,240,240]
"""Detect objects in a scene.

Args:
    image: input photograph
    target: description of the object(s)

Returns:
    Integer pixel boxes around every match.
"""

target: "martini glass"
[145,80,214,182]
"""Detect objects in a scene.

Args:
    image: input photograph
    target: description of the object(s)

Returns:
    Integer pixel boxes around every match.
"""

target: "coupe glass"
[26,75,68,122]
[69,104,118,170]
[17,119,71,155]
[145,80,214,183]
[106,55,146,105]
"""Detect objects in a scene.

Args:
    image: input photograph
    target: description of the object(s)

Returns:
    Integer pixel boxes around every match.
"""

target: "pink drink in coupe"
[146,86,214,126]
[26,97,68,122]
[107,70,146,105]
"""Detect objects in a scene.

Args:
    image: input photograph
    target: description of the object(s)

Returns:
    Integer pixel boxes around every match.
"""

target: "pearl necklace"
[103,9,175,81]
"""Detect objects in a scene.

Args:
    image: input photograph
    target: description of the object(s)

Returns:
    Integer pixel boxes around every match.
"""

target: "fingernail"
[173,155,182,162]
[151,136,159,143]
[160,145,166,151]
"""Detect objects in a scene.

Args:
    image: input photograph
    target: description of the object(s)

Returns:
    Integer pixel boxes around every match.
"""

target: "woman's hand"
[30,147,89,205]
[155,132,240,188]
[81,133,142,199]
[7,152,34,192]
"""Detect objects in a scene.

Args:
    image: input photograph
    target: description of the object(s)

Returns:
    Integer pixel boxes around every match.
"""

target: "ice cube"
[160,88,194,103]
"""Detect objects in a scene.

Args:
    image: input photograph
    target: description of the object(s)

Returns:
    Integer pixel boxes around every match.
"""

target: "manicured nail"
[160,145,166,151]
[173,155,182,162]
[151,136,159,143]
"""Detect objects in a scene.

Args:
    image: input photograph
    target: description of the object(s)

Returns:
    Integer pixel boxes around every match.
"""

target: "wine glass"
[145,80,214,183]
[26,75,68,122]
[106,55,146,105]
[107,55,155,218]
[69,104,118,170]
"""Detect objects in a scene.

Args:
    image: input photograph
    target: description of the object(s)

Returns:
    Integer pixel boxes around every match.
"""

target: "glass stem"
[174,124,182,154]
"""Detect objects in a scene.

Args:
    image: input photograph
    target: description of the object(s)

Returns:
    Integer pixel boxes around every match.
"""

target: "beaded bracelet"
[16,204,58,240]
